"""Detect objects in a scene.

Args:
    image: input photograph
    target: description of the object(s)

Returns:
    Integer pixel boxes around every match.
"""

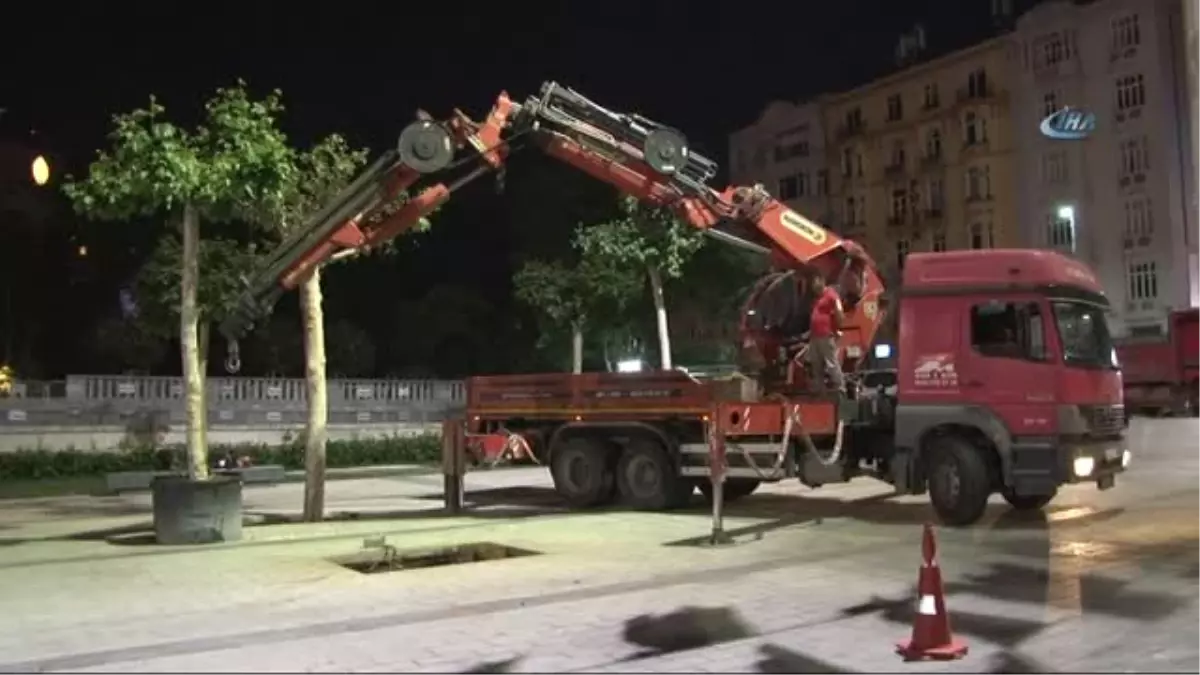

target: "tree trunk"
[179,204,208,480]
[197,321,209,455]
[570,322,584,374]
[300,267,329,522]
[647,266,673,370]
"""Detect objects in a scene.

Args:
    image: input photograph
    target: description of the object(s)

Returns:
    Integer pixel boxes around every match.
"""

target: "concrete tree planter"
[151,475,244,545]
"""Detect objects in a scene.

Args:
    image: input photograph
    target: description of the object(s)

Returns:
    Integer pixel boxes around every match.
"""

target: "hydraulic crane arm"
[218,82,885,376]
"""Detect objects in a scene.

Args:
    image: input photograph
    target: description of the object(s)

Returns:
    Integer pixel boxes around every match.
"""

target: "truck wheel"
[1000,487,1056,511]
[550,436,615,508]
[698,478,761,503]
[616,439,692,510]
[925,435,992,527]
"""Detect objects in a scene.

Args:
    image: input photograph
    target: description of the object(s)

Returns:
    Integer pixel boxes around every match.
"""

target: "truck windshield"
[1052,300,1117,369]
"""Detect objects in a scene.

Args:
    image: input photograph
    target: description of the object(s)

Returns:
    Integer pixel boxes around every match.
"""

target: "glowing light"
[616,359,643,373]
[77,245,88,257]
[1057,205,1074,220]
[31,156,50,186]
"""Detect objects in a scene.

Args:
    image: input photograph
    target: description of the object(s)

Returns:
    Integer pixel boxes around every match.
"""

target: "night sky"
[6,1,1012,172]
[0,0,1030,376]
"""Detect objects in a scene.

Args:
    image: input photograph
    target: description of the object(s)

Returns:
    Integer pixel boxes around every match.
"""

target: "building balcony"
[922,207,945,221]
[887,213,907,227]
[884,162,906,178]
[964,192,993,205]
[956,84,1002,104]
[920,153,943,170]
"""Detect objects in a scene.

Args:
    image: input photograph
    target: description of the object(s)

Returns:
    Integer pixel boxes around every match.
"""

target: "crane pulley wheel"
[398,120,454,174]
[642,128,689,176]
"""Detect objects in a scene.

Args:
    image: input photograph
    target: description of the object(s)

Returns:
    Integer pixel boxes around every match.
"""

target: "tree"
[575,196,705,370]
[267,133,435,522]
[63,83,295,481]
[513,251,639,374]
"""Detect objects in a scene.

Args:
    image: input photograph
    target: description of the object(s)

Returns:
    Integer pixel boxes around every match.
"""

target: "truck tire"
[698,478,761,503]
[1000,487,1056,511]
[925,435,992,527]
[550,436,615,508]
[615,439,692,510]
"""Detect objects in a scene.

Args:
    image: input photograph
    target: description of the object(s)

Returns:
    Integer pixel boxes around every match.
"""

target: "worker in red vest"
[806,272,845,395]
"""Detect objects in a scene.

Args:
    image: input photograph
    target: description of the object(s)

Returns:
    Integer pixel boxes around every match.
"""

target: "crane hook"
[224,339,242,374]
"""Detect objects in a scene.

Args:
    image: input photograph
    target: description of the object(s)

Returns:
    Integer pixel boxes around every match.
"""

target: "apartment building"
[820,38,1017,280]
[1010,0,1198,336]
[727,101,832,225]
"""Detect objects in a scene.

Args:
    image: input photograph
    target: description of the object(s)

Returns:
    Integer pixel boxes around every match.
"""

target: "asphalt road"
[0,417,1194,672]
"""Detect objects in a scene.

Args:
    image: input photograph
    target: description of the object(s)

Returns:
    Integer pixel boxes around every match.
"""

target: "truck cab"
[892,249,1130,525]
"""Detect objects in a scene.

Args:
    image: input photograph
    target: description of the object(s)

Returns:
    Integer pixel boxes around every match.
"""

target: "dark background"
[0,0,1042,379]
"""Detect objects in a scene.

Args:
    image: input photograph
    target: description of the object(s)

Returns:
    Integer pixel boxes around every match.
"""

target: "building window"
[890,140,906,169]
[774,139,810,162]
[1119,136,1150,177]
[963,111,987,145]
[1045,212,1075,252]
[965,165,991,200]
[1041,151,1067,184]
[925,127,942,159]
[932,230,947,252]
[843,196,856,225]
[1035,31,1068,69]
[853,150,864,177]
[845,107,864,132]
[1112,13,1141,53]
[1042,90,1059,117]
[970,301,1047,361]
[796,171,810,197]
[923,83,940,109]
[1123,197,1154,242]
[1126,260,1158,302]
[1115,74,1146,111]
[816,169,829,196]
[841,147,854,177]
[967,69,989,98]
[887,94,904,122]
[970,222,994,249]
[896,238,910,270]
[778,175,798,200]
[890,188,908,221]
[927,177,944,212]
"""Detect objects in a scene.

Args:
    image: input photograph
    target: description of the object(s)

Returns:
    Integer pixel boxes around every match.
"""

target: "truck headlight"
[1121,450,1131,468]
[1073,456,1095,478]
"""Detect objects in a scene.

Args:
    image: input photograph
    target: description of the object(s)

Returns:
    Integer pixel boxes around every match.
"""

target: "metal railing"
[0,374,467,428]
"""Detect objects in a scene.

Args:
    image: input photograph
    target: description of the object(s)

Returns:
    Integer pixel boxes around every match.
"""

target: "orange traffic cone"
[896,523,968,662]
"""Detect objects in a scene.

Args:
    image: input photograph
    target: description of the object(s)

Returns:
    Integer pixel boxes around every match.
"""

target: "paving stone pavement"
[0,418,1195,673]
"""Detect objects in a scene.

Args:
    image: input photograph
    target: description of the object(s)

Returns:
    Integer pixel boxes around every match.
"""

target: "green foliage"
[0,434,442,480]
[276,134,368,232]
[513,251,639,340]
[575,195,705,281]
[62,81,296,229]
[133,234,264,335]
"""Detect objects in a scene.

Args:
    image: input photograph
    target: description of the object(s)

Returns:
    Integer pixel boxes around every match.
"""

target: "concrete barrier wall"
[0,422,441,453]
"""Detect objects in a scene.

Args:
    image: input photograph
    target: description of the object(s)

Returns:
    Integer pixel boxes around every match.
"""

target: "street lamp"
[31,155,50,186]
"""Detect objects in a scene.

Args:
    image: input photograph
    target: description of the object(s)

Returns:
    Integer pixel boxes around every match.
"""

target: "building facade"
[820,38,1018,281]
[727,101,832,226]
[1010,0,1198,336]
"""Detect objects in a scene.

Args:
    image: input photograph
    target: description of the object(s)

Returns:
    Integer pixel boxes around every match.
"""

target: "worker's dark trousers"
[808,336,844,394]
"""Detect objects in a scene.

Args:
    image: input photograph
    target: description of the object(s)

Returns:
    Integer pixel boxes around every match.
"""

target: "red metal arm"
[221,83,886,383]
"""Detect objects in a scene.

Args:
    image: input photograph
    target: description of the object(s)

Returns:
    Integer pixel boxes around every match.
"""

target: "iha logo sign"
[1040,107,1096,140]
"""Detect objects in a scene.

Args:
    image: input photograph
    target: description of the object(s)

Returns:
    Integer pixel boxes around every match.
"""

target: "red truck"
[1115,309,1199,417]
[222,82,1130,527]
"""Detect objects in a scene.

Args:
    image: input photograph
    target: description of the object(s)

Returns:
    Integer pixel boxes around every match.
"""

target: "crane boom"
[219,82,886,385]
